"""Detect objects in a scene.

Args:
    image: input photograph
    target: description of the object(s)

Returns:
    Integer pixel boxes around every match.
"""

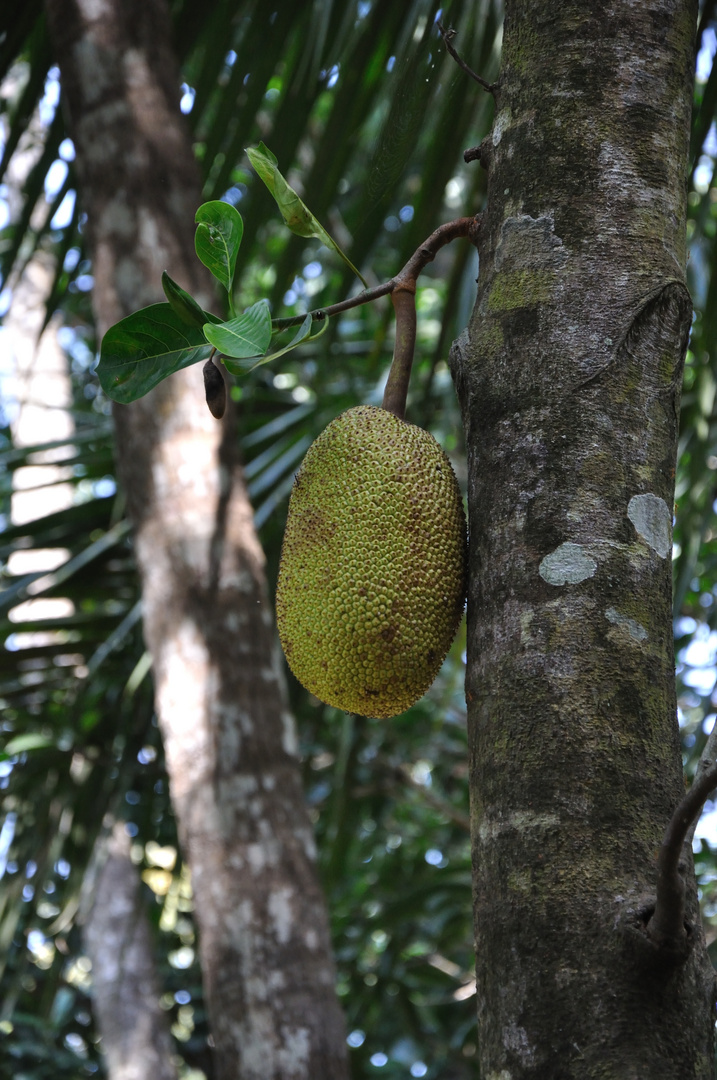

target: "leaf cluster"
[98,148,363,405]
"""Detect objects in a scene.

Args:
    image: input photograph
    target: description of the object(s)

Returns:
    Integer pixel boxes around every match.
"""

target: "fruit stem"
[382,286,417,419]
[270,215,481,422]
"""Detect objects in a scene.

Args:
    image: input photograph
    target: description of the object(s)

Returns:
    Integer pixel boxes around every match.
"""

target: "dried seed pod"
[203,357,226,419]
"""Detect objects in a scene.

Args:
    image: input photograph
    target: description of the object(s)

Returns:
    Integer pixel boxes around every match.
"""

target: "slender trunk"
[44,2,349,1077]
[83,823,178,1080]
[452,1,717,1075]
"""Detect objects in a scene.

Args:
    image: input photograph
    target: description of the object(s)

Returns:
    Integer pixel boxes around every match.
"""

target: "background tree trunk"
[44,2,349,1077]
[451,1,717,1075]
[83,823,178,1080]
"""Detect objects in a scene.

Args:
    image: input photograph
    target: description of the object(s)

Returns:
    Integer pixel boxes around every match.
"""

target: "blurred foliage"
[2,0,717,1078]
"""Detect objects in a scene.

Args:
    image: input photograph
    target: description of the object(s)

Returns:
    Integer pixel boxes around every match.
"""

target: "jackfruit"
[275,405,467,718]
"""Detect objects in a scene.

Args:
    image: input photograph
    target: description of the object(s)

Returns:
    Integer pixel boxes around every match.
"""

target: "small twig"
[271,215,481,331]
[437,21,497,96]
[271,281,394,330]
[647,760,717,949]
[384,760,471,832]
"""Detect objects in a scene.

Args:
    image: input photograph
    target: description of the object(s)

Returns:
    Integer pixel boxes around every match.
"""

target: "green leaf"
[223,312,315,374]
[246,143,368,287]
[97,303,212,403]
[203,300,272,359]
[194,200,243,293]
[161,270,219,329]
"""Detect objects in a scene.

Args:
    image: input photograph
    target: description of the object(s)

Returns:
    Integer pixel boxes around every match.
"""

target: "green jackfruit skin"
[275,405,467,719]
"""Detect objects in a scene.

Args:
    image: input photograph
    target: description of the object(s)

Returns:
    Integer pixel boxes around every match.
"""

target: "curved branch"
[271,216,480,331]
[269,216,480,418]
[393,215,481,289]
[647,760,717,948]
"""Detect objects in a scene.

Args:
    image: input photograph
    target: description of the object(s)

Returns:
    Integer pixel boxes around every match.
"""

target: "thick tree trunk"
[83,823,178,1080]
[44,2,349,1078]
[451,1,717,1076]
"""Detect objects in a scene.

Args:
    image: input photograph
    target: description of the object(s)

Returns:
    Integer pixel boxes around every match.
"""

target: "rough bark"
[44,2,349,1077]
[450,2,717,1077]
[83,823,178,1080]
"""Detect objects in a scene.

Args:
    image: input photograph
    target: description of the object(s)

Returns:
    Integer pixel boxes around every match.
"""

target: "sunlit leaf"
[203,300,272,360]
[246,143,367,287]
[2,733,54,757]
[194,200,244,293]
[97,304,212,403]
[223,312,317,373]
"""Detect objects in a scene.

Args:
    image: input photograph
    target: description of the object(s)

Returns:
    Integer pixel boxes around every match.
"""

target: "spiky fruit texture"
[276,405,467,718]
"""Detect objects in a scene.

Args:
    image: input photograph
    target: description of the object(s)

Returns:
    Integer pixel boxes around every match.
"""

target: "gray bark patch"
[627,493,671,558]
[494,212,567,272]
[539,542,597,585]
[605,607,648,642]
[492,107,511,147]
